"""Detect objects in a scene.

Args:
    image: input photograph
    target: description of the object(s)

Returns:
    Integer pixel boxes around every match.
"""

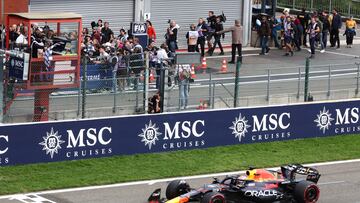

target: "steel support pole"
[81,56,87,119]
[266,69,271,102]
[356,63,360,95]
[304,58,310,102]
[234,56,241,108]
[208,70,212,106]
[0,53,3,123]
[327,65,331,97]
[112,69,117,114]
[297,67,301,99]
[144,53,149,114]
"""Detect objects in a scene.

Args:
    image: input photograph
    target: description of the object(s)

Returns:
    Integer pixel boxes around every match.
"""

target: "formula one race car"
[148,164,321,203]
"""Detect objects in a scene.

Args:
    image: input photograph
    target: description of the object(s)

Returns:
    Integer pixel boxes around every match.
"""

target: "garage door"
[150,0,243,49]
[29,0,134,35]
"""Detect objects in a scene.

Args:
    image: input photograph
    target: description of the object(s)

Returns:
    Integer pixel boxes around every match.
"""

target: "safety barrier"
[0,99,359,166]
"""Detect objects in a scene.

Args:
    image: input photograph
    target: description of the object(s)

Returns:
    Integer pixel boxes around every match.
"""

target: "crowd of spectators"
[255,8,357,59]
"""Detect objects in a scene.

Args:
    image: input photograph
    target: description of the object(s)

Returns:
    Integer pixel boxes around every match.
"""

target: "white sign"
[144,13,151,21]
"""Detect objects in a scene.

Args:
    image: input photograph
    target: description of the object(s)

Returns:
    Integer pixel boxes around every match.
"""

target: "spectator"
[196,18,210,57]
[283,16,294,56]
[294,17,303,51]
[217,19,243,64]
[116,49,128,91]
[298,8,310,46]
[92,27,101,43]
[9,24,19,49]
[209,16,224,56]
[97,19,104,29]
[320,11,330,50]
[186,24,199,52]
[207,11,216,53]
[176,64,191,110]
[133,38,143,53]
[258,16,271,55]
[118,28,128,43]
[101,22,114,44]
[270,17,282,49]
[315,15,325,53]
[15,26,28,46]
[146,20,156,44]
[155,43,169,89]
[98,45,109,62]
[308,16,320,59]
[345,16,357,48]
[330,9,341,48]
[149,91,161,113]
[166,20,179,53]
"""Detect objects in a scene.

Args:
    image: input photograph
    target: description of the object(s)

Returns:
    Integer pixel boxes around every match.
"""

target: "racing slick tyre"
[165,180,190,200]
[200,192,226,203]
[294,180,320,203]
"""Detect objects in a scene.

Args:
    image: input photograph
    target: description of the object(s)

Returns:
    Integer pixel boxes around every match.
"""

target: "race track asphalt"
[1,160,360,203]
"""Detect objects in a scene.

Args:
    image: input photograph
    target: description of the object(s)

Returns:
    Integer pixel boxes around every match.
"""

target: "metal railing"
[2,52,360,123]
[277,0,360,18]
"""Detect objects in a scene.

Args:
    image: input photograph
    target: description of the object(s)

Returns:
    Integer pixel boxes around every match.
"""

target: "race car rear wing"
[281,164,321,183]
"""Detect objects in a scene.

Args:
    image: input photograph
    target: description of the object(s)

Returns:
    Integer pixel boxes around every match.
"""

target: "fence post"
[311,0,313,10]
[348,2,351,17]
[356,63,360,95]
[112,69,117,114]
[297,67,301,99]
[234,56,241,108]
[81,55,87,119]
[144,53,149,114]
[304,58,310,102]
[211,83,215,109]
[159,60,165,112]
[77,76,81,119]
[266,69,271,102]
[327,65,331,97]
[329,0,332,14]
[0,53,3,123]
[292,0,295,9]
[208,70,212,106]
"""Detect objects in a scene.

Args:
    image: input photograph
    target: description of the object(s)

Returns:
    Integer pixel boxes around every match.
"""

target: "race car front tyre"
[294,180,320,203]
[200,192,226,203]
[165,180,190,200]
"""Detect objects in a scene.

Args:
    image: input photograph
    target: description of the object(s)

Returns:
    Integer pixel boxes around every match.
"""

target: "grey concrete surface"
[1,160,360,203]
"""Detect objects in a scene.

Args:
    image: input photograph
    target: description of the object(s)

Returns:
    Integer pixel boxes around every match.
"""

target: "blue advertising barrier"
[81,64,113,90]
[0,99,359,166]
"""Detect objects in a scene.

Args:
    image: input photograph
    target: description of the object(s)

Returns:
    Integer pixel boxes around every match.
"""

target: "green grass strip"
[0,134,359,195]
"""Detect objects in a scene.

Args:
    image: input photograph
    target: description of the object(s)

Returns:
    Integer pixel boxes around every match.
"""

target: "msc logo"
[39,128,65,159]
[229,114,250,142]
[230,113,291,142]
[315,106,360,134]
[40,127,112,159]
[0,135,9,155]
[139,120,205,150]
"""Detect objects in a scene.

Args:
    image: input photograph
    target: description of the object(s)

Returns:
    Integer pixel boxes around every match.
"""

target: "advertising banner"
[0,99,359,166]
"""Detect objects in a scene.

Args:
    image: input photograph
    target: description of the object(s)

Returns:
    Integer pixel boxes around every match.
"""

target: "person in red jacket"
[146,20,156,44]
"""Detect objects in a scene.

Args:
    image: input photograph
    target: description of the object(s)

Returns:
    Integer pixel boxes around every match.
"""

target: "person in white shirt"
[155,43,169,89]
[15,26,28,46]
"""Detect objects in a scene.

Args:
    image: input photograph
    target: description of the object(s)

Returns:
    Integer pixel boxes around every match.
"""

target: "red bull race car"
[148,164,321,203]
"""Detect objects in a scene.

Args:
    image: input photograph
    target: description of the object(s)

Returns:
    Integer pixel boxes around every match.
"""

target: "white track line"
[323,50,360,58]
[0,158,359,199]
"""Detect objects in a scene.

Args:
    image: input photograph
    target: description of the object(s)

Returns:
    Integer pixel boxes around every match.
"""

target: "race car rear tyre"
[294,180,320,203]
[165,180,190,200]
[200,192,226,203]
